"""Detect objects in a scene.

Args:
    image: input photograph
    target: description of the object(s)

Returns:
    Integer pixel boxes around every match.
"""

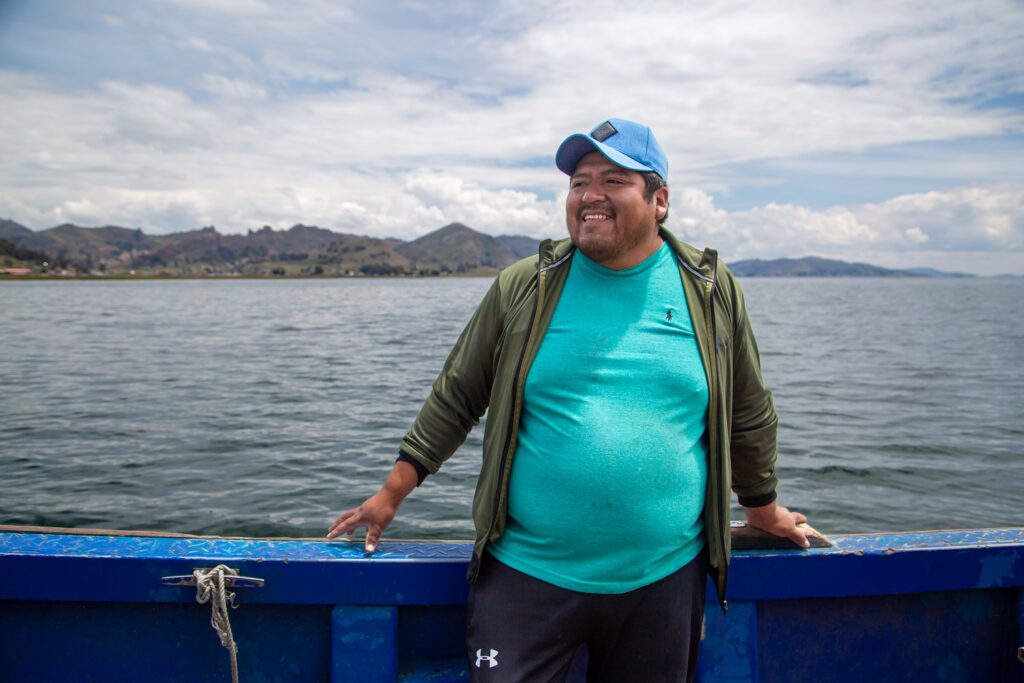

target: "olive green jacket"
[399,227,779,610]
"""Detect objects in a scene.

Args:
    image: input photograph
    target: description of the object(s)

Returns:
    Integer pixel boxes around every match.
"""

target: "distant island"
[0,218,978,278]
[728,256,976,278]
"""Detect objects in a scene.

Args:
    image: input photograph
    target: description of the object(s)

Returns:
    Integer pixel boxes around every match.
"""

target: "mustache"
[578,203,616,220]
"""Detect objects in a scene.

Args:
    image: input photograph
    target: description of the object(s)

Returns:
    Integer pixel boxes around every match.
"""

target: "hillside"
[902,266,976,278]
[394,223,519,274]
[4,221,977,279]
[496,234,540,259]
[14,224,168,271]
[0,219,33,240]
[730,256,933,277]
[0,220,533,276]
[137,225,360,272]
[0,238,54,269]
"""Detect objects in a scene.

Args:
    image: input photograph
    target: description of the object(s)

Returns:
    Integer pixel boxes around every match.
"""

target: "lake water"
[1,277,1022,540]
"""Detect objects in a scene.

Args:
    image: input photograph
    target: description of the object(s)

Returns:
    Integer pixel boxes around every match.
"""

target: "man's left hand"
[744,501,810,548]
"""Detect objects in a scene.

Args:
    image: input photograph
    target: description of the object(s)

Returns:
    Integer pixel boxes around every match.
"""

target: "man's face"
[566,151,668,270]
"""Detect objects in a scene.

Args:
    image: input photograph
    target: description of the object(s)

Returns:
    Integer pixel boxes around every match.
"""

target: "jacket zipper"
[681,256,727,610]
[703,275,728,613]
[470,261,547,581]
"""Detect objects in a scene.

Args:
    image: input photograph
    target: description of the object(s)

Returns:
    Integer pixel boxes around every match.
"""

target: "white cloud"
[100,81,216,149]
[164,0,275,15]
[857,185,1024,250]
[402,171,560,237]
[904,228,929,244]
[668,184,1024,274]
[185,36,215,52]
[670,192,880,258]
[486,0,1023,169]
[198,74,267,100]
[261,51,349,83]
[181,36,254,72]
[0,1,1022,274]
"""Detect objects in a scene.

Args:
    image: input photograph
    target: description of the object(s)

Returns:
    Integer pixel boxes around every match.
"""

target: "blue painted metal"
[2,527,1023,682]
[699,600,758,683]
[0,600,331,682]
[727,528,1024,601]
[757,589,1018,682]
[331,606,398,683]
[0,533,472,605]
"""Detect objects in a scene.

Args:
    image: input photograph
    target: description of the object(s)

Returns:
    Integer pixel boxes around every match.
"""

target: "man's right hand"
[326,491,400,552]
[326,459,419,552]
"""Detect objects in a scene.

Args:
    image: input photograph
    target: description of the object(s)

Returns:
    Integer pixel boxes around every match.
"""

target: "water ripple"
[1,277,1022,538]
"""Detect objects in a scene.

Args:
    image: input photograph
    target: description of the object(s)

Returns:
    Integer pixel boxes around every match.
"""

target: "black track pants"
[466,551,707,683]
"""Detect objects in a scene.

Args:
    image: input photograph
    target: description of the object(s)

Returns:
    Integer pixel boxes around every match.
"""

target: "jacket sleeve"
[398,276,504,477]
[726,273,780,507]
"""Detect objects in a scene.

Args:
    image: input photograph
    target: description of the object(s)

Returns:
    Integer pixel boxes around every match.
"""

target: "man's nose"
[582,185,606,203]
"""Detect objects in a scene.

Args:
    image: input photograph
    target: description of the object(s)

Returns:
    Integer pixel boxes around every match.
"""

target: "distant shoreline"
[7,220,1016,279]
[3,272,1019,282]
[0,271,502,281]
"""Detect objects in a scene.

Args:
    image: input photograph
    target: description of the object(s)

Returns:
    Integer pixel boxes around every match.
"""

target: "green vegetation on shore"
[1,218,986,279]
[0,219,538,279]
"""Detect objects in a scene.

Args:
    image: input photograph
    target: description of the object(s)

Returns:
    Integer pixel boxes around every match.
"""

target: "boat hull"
[1,526,1022,682]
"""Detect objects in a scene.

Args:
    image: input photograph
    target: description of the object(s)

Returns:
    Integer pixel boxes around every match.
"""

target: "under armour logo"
[475,648,499,668]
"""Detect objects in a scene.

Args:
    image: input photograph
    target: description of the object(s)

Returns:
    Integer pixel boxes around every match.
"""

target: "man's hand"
[327,490,400,552]
[326,460,419,552]
[744,501,810,549]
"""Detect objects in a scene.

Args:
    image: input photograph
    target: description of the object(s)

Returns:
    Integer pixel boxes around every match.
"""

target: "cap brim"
[555,133,654,176]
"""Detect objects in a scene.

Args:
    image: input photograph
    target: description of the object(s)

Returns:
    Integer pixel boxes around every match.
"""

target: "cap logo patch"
[590,121,617,142]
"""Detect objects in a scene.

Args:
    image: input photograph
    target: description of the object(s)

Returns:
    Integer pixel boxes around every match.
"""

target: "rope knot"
[194,564,241,683]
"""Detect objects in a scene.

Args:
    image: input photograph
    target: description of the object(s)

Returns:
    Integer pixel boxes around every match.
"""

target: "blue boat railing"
[1,525,1022,682]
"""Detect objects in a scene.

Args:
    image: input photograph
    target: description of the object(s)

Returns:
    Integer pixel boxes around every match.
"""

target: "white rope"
[194,564,241,683]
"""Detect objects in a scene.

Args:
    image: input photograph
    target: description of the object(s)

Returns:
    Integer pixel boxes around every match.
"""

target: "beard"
[569,210,651,266]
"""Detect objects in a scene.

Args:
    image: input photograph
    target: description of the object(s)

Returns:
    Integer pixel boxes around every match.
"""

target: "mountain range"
[0,219,537,277]
[1,218,976,278]
[727,256,975,278]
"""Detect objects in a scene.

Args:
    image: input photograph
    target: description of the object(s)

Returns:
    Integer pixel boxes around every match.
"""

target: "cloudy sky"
[1,1,1022,274]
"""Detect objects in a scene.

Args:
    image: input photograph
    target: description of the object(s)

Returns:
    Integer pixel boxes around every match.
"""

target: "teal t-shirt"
[489,242,710,593]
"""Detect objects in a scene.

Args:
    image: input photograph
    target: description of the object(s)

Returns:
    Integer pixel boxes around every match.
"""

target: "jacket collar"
[660,227,718,282]
[537,226,718,281]
[538,234,574,269]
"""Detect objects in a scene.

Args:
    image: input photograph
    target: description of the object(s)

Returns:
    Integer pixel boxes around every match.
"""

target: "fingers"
[326,507,362,540]
[744,502,812,549]
[787,524,810,549]
[326,505,388,553]
[365,524,381,553]
[784,508,810,548]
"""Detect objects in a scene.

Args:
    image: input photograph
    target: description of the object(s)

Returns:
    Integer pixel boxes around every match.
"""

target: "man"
[328,118,808,681]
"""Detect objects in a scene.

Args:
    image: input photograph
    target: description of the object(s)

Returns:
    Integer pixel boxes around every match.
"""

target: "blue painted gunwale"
[1,527,1021,605]
[1,526,1022,682]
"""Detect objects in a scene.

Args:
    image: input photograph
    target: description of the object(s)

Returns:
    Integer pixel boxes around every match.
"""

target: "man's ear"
[654,187,669,221]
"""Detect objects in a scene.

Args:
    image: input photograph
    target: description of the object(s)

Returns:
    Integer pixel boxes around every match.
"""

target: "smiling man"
[566,152,666,268]
[329,118,807,682]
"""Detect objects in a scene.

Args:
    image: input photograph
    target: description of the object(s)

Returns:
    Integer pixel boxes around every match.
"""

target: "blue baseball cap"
[555,118,669,181]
